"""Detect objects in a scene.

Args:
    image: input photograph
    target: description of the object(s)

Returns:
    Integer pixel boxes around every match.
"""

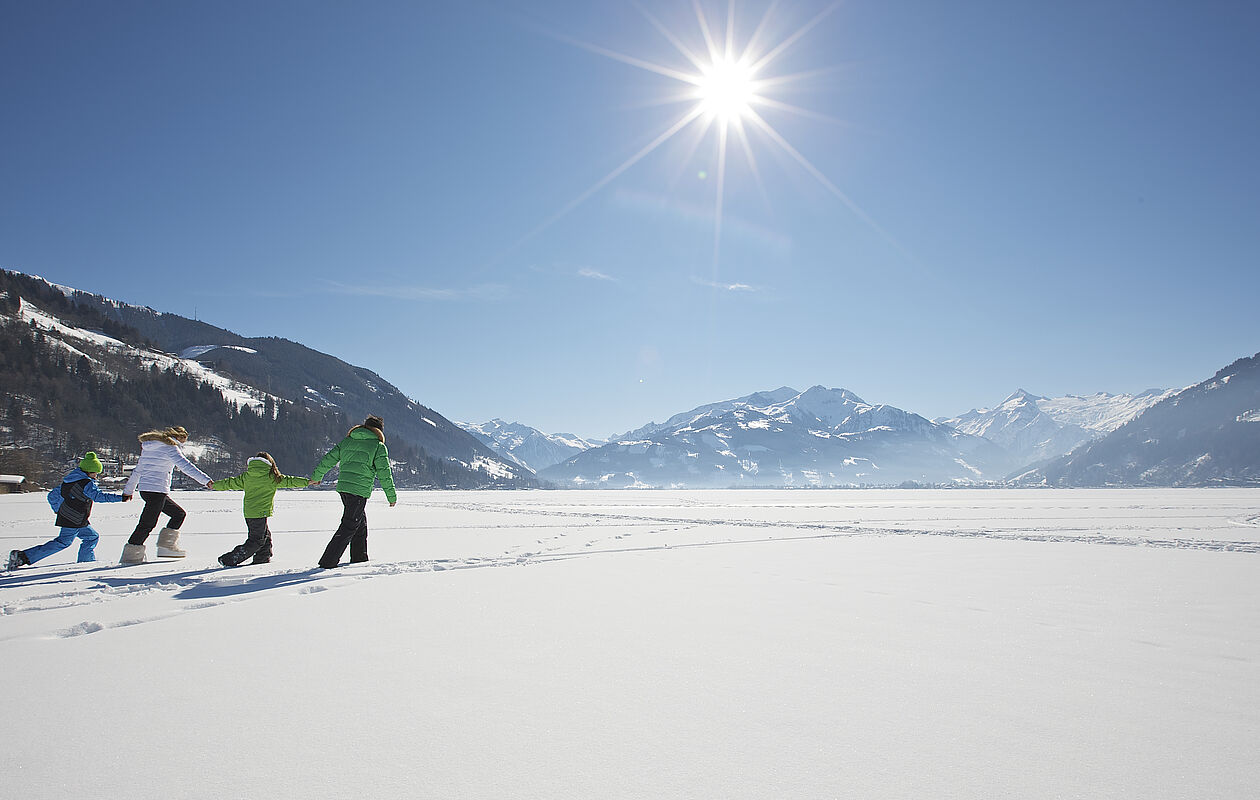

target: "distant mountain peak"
[1001,389,1043,406]
[799,385,866,404]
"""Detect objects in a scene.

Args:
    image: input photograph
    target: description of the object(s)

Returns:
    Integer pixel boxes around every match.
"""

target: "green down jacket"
[312,426,397,503]
[213,457,310,517]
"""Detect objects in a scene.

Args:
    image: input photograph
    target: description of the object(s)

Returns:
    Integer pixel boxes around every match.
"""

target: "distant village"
[0,457,192,494]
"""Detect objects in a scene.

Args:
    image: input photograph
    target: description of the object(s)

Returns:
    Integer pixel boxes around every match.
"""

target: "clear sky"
[3,1,1257,439]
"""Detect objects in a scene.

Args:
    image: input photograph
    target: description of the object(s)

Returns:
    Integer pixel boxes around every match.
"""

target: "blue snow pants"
[25,525,101,564]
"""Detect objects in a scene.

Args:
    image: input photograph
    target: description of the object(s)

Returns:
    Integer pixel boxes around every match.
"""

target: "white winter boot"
[156,527,187,558]
[120,543,147,565]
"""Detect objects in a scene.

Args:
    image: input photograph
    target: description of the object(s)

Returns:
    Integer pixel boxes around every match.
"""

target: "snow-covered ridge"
[937,387,1178,470]
[448,454,520,481]
[12,298,279,411]
[1036,389,1178,433]
[19,298,128,351]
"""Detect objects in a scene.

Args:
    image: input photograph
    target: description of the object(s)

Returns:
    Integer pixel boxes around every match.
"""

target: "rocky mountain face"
[541,386,1018,488]
[1017,353,1260,487]
[457,419,596,473]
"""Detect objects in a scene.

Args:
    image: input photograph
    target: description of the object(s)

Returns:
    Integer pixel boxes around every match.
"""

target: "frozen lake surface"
[3,488,1259,798]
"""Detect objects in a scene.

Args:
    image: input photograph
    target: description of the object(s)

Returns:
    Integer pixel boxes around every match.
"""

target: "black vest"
[55,477,94,529]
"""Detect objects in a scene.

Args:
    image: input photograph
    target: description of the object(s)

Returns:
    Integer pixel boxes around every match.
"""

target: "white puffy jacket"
[123,440,212,495]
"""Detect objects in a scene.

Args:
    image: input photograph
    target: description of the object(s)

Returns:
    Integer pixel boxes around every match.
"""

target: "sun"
[514,2,897,272]
[696,57,757,121]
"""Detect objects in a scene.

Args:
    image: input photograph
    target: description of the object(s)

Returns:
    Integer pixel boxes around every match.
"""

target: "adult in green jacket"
[312,415,397,568]
[213,452,310,566]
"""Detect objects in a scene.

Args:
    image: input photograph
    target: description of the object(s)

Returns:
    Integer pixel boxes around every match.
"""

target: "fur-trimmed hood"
[347,425,385,444]
[138,426,188,446]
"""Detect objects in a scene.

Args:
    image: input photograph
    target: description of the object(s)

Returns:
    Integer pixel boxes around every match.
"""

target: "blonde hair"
[138,426,190,445]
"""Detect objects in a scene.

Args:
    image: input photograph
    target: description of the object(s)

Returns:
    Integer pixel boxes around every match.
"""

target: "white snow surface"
[1037,389,1179,432]
[178,344,260,359]
[3,488,1259,799]
[19,298,128,349]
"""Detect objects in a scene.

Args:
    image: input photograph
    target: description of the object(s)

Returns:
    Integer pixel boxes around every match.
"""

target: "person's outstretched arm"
[311,442,342,483]
[211,472,248,492]
[85,480,128,503]
[172,445,213,487]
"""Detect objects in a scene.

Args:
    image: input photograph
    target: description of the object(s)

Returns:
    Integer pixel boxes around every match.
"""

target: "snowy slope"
[457,418,596,473]
[3,488,1259,799]
[1037,388,1178,432]
[939,388,1176,468]
[16,296,279,411]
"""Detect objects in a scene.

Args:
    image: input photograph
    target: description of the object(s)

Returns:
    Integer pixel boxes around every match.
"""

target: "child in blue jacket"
[6,452,130,570]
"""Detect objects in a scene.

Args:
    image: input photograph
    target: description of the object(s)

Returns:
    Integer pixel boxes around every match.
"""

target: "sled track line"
[424,504,1260,553]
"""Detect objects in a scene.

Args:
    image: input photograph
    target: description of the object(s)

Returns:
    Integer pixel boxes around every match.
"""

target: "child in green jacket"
[213,452,310,567]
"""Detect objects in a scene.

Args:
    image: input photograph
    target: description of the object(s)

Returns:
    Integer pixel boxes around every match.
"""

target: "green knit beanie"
[79,452,104,474]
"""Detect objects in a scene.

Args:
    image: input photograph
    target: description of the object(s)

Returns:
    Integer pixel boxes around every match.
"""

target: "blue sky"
[3,1,1257,438]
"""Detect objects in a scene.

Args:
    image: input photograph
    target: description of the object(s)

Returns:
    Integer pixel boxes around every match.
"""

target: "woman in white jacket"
[120,426,214,564]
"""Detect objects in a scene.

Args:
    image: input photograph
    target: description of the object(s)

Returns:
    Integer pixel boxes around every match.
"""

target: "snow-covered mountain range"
[456,419,597,473]
[1020,352,1260,486]
[539,386,1018,488]
[7,270,1254,490]
[937,388,1176,468]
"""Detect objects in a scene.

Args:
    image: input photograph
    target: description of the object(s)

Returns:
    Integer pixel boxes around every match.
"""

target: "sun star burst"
[514,2,900,273]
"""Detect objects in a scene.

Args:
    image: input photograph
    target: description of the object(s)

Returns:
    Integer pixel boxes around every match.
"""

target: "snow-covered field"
[3,488,1259,799]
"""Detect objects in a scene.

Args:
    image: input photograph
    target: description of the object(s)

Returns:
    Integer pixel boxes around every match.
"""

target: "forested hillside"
[0,271,526,489]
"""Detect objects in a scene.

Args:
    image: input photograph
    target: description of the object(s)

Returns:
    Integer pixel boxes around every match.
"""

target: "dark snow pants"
[318,492,369,569]
[128,491,186,545]
[219,518,273,566]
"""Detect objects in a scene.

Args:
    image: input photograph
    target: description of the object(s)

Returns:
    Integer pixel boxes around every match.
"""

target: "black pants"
[128,491,187,545]
[318,492,369,568]
[219,518,273,566]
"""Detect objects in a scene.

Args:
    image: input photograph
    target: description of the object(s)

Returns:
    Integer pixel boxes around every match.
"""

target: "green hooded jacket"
[312,426,397,503]
[213,457,310,517]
